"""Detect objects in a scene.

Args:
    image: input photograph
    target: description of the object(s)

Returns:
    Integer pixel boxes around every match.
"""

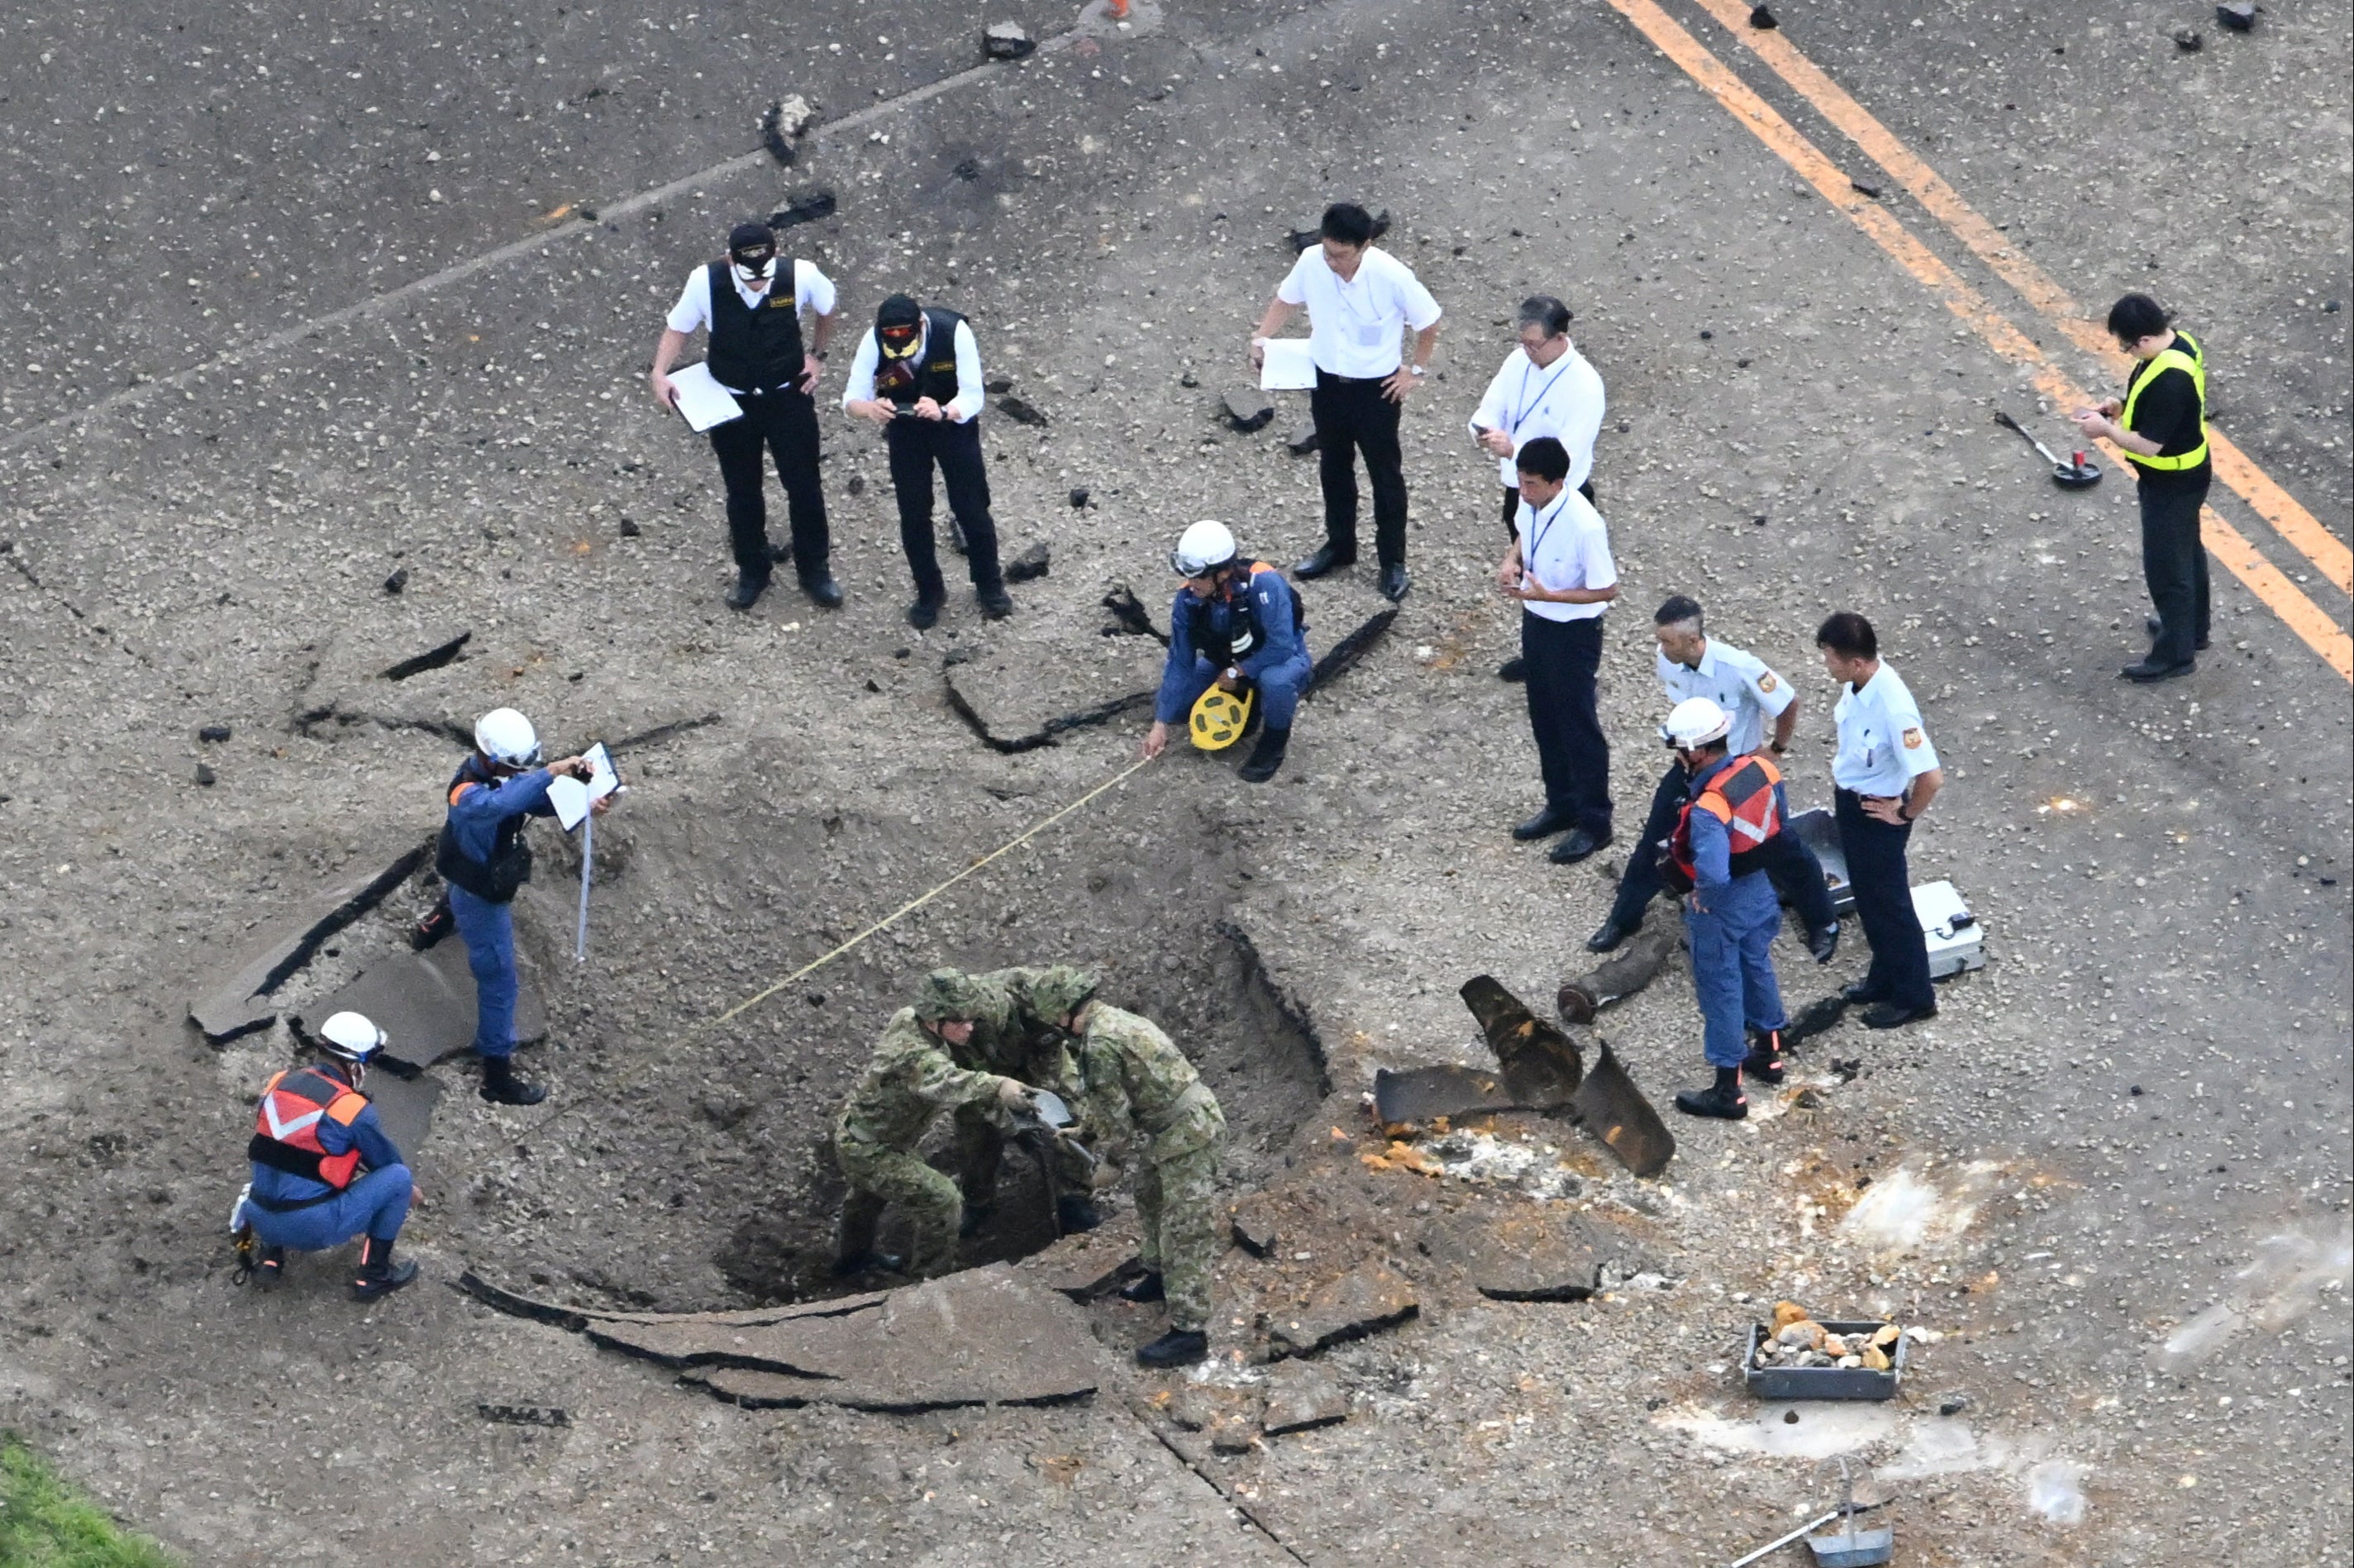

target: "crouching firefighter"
[1656,698,1792,1122]
[1141,520,1313,784]
[438,708,604,1106]
[233,1011,418,1301]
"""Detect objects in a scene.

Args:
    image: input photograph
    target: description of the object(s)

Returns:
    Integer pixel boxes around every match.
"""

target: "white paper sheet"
[665,362,744,431]
[549,743,621,831]
[1257,338,1318,392]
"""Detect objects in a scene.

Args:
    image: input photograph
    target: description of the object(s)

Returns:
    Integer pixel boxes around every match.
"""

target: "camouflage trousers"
[1136,1137,1223,1332]
[834,1135,962,1279]
[953,1108,1096,1211]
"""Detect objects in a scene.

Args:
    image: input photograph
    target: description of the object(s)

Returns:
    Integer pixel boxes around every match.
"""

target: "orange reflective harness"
[1667,755,1785,888]
[245,1065,369,1209]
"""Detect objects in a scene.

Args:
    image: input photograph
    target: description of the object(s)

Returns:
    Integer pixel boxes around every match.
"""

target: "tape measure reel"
[1189,686,1255,751]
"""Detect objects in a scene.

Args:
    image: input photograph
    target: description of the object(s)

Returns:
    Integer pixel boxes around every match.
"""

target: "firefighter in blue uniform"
[1141,521,1313,784]
[236,1011,419,1300]
[439,708,603,1105]
[1656,698,1792,1122]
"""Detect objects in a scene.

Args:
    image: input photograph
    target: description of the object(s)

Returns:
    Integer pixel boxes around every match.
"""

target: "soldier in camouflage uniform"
[1027,970,1227,1370]
[927,965,1105,1237]
[831,979,1041,1280]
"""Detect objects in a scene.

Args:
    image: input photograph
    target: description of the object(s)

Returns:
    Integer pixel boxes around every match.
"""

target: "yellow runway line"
[1600,0,2352,680]
[1687,0,2352,596]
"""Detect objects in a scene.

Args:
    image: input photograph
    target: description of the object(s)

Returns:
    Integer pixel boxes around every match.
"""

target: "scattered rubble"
[1418,1206,1599,1301]
[760,96,817,164]
[1003,541,1051,583]
[2214,1,2256,30]
[1260,1360,1347,1435]
[983,21,1036,60]
[1222,388,1275,433]
[994,394,1050,427]
[475,1404,569,1427]
[1099,584,1170,643]
[1229,1193,1279,1258]
[768,188,837,230]
[1269,1263,1418,1359]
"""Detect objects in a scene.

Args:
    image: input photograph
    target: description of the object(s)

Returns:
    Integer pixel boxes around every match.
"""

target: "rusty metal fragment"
[1556,919,1684,1023]
[1269,1264,1419,1359]
[1570,1041,1677,1179]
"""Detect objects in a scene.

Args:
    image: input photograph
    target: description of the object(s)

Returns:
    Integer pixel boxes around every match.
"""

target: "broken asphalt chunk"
[1228,1194,1279,1258]
[769,188,837,229]
[198,723,231,743]
[379,630,471,682]
[2173,26,2204,48]
[760,95,816,164]
[984,21,1036,60]
[1101,584,1170,644]
[1749,3,1778,26]
[994,394,1050,427]
[1418,1209,1601,1302]
[1285,423,1319,455]
[1222,388,1275,433]
[383,566,409,595]
[1260,1361,1348,1435]
[1270,1264,1418,1359]
[188,841,431,1043]
[1556,920,1684,1023]
[1304,607,1397,692]
[1004,542,1051,583]
[476,1404,569,1427]
[2215,1,2256,28]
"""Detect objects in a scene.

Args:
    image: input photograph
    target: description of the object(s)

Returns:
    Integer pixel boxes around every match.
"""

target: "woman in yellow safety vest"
[2075,293,2212,684]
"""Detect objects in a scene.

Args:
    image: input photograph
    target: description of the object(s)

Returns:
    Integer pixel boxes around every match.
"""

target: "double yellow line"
[1606,0,2352,680]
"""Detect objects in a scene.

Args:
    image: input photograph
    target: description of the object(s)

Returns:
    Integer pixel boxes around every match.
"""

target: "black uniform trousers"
[1312,371,1409,565]
[1520,612,1612,838]
[708,387,831,582]
[2137,469,2211,665]
[887,416,1003,603]
[1606,760,1838,934]
[1834,788,1934,1013]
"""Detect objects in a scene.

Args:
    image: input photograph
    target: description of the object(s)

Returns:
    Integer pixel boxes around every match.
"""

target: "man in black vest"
[841,293,1012,629]
[651,220,842,612]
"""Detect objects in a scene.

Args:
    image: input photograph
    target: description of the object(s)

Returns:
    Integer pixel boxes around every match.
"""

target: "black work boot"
[1237,726,1290,784]
[1742,1029,1786,1085]
[1055,1194,1103,1233]
[1136,1327,1209,1369]
[832,1251,908,1277]
[1674,1067,1749,1121]
[725,569,770,611]
[254,1245,287,1291]
[1118,1270,1167,1304]
[351,1237,419,1302]
[410,898,454,951]
[479,1054,547,1107]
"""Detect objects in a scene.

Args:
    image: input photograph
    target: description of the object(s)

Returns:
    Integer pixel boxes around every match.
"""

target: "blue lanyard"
[1525,494,1571,571]
[1508,353,1575,439]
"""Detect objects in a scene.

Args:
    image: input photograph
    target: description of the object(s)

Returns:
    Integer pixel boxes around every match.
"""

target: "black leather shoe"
[1585,914,1641,954]
[1118,1270,1166,1303]
[1513,807,1573,841]
[1497,656,1528,682]
[1055,1194,1103,1233]
[1377,563,1411,602]
[1807,922,1840,965]
[767,540,794,568]
[801,574,844,608]
[1294,542,1356,579]
[1861,1000,1937,1030]
[976,586,1015,620]
[2146,613,2209,652]
[2120,656,2194,683]
[724,571,770,611]
[1136,1327,1209,1369]
[1673,1079,1748,1120]
[831,1251,907,1278]
[1550,827,1611,865]
[1840,979,1885,1005]
[907,597,943,631]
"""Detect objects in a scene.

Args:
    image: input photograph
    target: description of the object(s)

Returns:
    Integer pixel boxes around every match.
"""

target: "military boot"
[1136,1327,1208,1369]
[1055,1194,1103,1233]
[350,1237,418,1302]
[1742,1029,1786,1085]
[958,1203,997,1239]
[1673,1067,1748,1121]
[1117,1270,1166,1304]
[479,1054,548,1107]
[1237,726,1290,784]
[831,1251,908,1277]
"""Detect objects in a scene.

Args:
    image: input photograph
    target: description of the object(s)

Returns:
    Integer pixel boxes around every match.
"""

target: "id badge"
[1356,322,1387,348]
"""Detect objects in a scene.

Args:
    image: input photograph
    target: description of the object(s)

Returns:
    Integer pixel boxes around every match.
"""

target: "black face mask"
[730,250,777,283]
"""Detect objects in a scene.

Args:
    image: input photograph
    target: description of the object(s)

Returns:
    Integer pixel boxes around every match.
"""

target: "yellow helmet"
[1189,685,1254,751]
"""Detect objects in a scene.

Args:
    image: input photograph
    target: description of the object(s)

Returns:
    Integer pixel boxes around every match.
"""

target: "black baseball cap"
[727,221,777,259]
[875,293,922,332]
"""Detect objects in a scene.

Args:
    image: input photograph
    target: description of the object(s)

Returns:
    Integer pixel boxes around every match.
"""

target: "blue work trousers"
[248,1165,413,1251]
[448,884,518,1058]
[1686,877,1788,1069]
[1165,652,1311,732]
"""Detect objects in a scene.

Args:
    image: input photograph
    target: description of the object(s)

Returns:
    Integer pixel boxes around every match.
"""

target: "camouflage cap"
[914,967,988,1023]
[1025,965,1101,1024]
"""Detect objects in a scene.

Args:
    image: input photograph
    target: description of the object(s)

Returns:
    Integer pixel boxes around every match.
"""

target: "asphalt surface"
[0,0,2347,1562]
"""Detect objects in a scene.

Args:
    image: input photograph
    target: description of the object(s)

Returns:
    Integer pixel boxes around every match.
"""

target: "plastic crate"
[1744,1319,1908,1401]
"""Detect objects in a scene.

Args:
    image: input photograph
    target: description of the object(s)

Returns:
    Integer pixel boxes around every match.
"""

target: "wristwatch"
[812,350,829,361]
[1770,741,1788,755]
[1408,364,1427,377]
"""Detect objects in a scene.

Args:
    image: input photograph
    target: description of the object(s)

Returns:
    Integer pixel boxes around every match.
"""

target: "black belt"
[246,1186,344,1214]
[1316,368,1390,385]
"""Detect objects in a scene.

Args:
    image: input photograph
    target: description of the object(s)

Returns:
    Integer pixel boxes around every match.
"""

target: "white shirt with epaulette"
[1832,661,1939,796]
[1656,638,1794,759]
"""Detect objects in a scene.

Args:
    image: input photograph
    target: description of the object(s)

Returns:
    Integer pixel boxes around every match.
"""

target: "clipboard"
[665,362,745,431]
[1257,339,1317,392]
[548,743,620,831]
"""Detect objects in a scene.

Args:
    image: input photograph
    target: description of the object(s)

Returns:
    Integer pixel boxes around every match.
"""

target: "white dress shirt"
[840,316,985,425]
[1832,662,1940,795]
[1514,489,1616,624]
[1469,341,1606,489]
[665,261,836,393]
[1275,245,1443,379]
[1656,638,1794,759]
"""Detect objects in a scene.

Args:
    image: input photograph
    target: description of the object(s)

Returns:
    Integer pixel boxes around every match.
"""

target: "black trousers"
[708,388,831,581]
[1835,788,1933,1012]
[1499,479,1597,533]
[887,417,1003,602]
[1607,760,1838,933]
[1312,371,1408,565]
[2138,472,2211,665]
[1521,612,1612,837]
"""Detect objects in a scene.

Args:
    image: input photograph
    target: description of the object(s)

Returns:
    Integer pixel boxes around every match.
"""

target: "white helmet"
[317,1011,388,1064]
[1661,696,1732,751]
[1170,519,1239,578]
[474,708,541,768]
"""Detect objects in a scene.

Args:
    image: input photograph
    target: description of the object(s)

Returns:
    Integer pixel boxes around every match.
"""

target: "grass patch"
[0,1434,176,1568]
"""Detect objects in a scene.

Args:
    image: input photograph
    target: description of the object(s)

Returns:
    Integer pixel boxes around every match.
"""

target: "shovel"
[1994,409,2101,489]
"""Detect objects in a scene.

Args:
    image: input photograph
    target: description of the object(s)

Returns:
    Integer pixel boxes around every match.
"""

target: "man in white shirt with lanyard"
[1469,296,1605,679]
[1249,203,1442,603]
[1817,612,1943,1030]
[1497,437,1618,865]
[1586,595,1840,961]
[650,220,841,612]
